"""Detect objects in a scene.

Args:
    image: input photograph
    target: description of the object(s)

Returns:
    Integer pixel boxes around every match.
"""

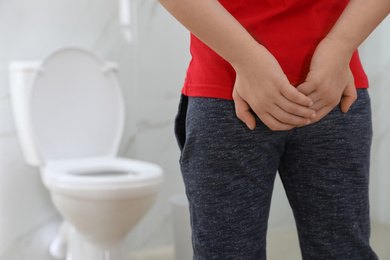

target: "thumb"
[340,76,357,113]
[232,88,256,130]
[296,81,315,96]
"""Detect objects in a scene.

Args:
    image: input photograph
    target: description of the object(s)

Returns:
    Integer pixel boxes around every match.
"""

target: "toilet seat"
[41,156,163,199]
[29,47,125,164]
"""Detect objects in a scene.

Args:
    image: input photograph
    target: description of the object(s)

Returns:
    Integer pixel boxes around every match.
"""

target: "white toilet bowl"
[9,47,164,260]
[44,156,163,259]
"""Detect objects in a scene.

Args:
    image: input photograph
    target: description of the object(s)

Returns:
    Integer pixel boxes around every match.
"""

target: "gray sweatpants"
[174,89,378,259]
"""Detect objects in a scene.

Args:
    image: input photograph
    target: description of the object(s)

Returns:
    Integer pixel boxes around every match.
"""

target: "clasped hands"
[233,39,357,131]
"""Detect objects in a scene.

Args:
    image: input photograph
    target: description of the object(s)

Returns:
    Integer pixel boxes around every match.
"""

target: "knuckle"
[232,90,239,100]
[323,88,333,97]
[284,89,299,101]
[288,105,300,115]
[312,78,322,87]
[327,93,340,103]
[282,89,294,100]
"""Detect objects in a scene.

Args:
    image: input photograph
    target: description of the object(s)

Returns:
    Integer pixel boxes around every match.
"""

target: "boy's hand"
[232,46,316,131]
[297,38,357,123]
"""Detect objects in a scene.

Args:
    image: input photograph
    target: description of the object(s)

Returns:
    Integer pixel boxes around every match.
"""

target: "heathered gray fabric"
[174,89,378,260]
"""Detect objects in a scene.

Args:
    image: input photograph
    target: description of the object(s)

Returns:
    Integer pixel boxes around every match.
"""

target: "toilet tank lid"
[29,47,125,161]
[9,61,42,72]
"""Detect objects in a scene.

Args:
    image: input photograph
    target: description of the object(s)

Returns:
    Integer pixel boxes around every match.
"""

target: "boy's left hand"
[297,38,357,124]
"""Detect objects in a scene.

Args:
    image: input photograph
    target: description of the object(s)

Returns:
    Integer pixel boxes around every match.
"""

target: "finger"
[276,96,316,119]
[306,89,341,113]
[296,81,316,96]
[270,105,312,127]
[280,83,313,107]
[307,98,339,123]
[261,113,295,131]
[340,78,357,113]
[310,106,334,124]
[233,89,256,130]
[306,96,329,112]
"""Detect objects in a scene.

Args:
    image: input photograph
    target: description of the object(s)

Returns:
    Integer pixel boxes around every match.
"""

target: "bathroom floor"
[129,221,390,260]
[2,221,388,260]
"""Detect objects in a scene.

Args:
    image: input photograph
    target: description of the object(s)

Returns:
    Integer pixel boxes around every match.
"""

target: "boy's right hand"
[232,46,316,131]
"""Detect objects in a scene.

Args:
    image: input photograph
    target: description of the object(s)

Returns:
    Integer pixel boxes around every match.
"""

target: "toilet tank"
[9,61,45,165]
[9,47,125,166]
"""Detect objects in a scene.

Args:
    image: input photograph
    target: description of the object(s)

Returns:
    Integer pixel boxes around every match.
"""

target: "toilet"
[9,47,164,260]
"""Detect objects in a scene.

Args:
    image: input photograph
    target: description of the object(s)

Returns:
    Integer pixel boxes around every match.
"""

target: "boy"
[159,0,390,258]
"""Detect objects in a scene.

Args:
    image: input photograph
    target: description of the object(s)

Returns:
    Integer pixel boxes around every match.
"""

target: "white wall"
[0,0,190,257]
[0,0,389,258]
[360,16,390,226]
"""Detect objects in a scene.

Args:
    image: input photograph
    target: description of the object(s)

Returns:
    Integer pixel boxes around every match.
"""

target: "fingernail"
[310,113,316,119]
[309,101,313,106]
[306,119,311,125]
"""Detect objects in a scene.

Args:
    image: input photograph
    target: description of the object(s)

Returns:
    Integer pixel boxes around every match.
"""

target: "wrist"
[318,37,355,64]
[230,43,270,71]
[322,33,358,57]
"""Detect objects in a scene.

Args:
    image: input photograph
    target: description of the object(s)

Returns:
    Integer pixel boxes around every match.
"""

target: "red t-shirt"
[182,0,368,100]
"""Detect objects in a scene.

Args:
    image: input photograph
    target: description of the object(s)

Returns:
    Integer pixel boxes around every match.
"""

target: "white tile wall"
[0,0,389,258]
[0,0,189,257]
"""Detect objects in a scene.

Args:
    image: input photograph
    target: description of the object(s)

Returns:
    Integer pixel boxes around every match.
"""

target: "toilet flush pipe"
[119,0,138,44]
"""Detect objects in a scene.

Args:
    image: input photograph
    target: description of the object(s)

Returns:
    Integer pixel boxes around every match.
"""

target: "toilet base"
[65,223,126,260]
